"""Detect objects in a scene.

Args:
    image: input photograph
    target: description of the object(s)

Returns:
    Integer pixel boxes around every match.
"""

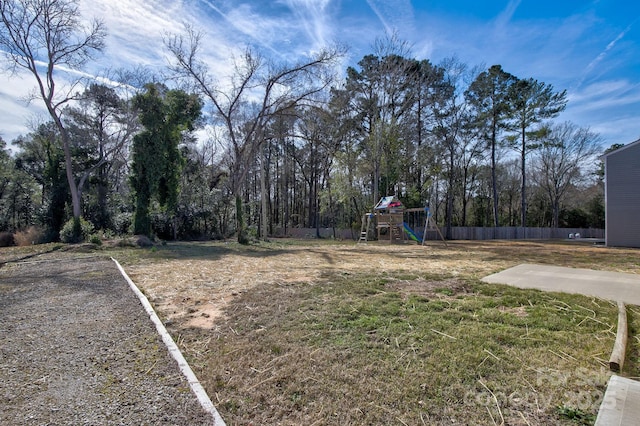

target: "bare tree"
[533,122,602,227]
[165,25,343,242]
[0,0,106,223]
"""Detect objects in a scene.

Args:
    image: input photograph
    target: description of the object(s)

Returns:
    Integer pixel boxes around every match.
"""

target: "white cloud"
[0,70,49,144]
[564,79,640,145]
[365,0,415,36]
[494,0,521,28]
[81,0,180,69]
[577,24,634,89]
[587,115,640,146]
[278,0,334,51]
[570,79,626,100]
[197,0,323,60]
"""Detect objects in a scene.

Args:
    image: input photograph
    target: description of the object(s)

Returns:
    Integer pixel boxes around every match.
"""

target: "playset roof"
[374,196,403,210]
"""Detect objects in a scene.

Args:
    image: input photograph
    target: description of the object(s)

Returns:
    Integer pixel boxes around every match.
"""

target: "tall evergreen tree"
[508,78,567,227]
[405,58,448,206]
[465,65,517,227]
[344,53,417,204]
[14,123,69,239]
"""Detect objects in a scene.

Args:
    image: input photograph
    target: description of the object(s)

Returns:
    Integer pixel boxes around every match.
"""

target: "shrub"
[14,226,45,246]
[114,235,154,248]
[99,229,115,240]
[60,217,95,243]
[134,234,154,247]
[116,237,136,248]
[112,212,133,235]
[89,233,103,246]
[0,232,14,247]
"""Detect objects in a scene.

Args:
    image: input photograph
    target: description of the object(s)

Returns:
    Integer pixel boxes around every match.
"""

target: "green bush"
[89,233,103,246]
[60,217,95,243]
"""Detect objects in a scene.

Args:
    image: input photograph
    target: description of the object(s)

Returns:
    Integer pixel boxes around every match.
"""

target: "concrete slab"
[596,375,640,426]
[482,264,640,305]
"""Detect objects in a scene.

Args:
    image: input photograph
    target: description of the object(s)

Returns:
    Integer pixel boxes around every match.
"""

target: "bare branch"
[0,0,106,220]
[165,23,344,195]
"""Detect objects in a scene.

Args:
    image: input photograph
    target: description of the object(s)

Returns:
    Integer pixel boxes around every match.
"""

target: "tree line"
[0,0,605,244]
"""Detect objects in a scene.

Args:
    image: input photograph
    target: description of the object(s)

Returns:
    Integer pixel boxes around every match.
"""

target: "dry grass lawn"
[107,239,640,425]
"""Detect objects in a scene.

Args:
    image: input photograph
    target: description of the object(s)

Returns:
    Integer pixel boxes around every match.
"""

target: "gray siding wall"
[606,143,640,247]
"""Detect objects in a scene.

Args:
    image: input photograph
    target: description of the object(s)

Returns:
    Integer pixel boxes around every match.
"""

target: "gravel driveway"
[0,252,216,425]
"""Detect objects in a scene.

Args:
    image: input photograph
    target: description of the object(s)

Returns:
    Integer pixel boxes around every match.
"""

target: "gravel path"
[0,253,217,425]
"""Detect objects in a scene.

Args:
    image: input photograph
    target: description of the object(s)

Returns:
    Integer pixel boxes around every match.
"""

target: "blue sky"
[1,0,639,149]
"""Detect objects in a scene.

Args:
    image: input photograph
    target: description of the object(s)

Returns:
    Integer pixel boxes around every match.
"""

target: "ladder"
[390,221,404,243]
[358,213,373,243]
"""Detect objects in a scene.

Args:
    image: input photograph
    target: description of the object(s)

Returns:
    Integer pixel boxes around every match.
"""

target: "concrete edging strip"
[112,258,226,426]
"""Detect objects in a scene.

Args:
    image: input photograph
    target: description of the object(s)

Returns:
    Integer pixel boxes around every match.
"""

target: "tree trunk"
[461,167,471,226]
[491,122,499,227]
[373,163,380,207]
[446,148,455,240]
[55,120,82,220]
[314,179,320,239]
[551,192,560,228]
[284,148,290,234]
[306,140,316,229]
[97,165,108,229]
[134,187,151,236]
[235,194,248,244]
[172,216,178,240]
[260,147,269,241]
[520,130,527,230]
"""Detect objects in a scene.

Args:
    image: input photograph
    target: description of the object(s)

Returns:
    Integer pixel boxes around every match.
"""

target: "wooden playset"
[358,196,446,245]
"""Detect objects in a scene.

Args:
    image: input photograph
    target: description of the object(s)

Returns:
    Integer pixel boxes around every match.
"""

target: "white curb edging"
[112,258,226,426]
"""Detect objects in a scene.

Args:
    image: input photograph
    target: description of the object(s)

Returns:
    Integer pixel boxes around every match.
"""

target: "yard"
[5,239,638,425]
[108,239,640,425]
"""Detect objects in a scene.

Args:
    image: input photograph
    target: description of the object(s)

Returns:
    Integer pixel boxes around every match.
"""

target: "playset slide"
[403,222,422,243]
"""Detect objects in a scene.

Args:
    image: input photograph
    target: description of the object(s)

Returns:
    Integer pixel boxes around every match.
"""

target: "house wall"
[605,141,640,248]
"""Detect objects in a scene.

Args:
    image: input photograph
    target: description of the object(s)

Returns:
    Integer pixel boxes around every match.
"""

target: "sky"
[1,0,639,151]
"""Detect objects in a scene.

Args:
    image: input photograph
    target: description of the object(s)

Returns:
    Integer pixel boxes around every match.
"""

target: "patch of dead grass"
[386,278,473,300]
[497,305,529,317]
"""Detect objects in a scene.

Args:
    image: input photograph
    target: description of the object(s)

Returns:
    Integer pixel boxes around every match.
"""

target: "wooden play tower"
[358,196,405,243]
[374,196,405,243]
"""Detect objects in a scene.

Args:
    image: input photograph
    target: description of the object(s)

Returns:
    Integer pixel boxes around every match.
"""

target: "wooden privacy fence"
[277,226,604,241]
